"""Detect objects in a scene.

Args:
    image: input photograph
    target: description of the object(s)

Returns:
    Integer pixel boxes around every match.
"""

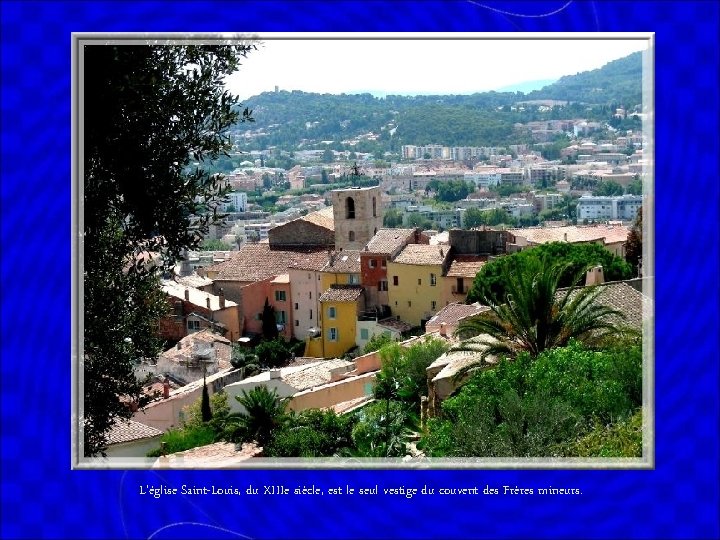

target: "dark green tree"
[592,180,624,196]
[261,298,279,340]
[467,241,633,305]
[83,43,255,456]
[383,208,404,228]
[455,259,625,370]
[226,386,289,446]
[625,207,643,275]
[201,373,213,423]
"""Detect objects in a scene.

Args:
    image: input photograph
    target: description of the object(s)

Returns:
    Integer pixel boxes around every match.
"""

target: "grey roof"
[559,281,650,331]
[107,420,162,445]
[364,228,417,255]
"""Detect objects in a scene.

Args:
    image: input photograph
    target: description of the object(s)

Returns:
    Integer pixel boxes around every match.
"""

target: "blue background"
[1,1,718,538]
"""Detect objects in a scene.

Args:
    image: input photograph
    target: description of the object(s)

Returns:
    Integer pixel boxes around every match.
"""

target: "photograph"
[76,34,654,468]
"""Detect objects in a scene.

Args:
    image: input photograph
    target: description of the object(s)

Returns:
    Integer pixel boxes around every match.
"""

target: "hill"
[233,52,643,154]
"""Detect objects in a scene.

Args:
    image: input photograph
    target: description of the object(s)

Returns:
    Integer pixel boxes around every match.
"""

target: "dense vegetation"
[420,341,642,457]
[235,52,642,156]
[467,242,634,304]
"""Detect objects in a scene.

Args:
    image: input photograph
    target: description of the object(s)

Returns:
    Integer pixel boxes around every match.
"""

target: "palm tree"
[454,259,625,370]
[225,386,288,446]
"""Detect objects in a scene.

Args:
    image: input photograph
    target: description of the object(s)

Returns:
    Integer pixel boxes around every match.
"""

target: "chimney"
[219,288,226,309]
[163,377,170,399]
[176,341,182,350]
[563,232,568,242]
[184,288,190,301]
[269,369,282,380]
[585,265,605,286]
[440,322,447,337]
[206,296,212,310]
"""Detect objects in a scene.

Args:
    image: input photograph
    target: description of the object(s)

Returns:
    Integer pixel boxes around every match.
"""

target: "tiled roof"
[446,256,486,278]
[322,250,361,273]
[162,280,237,311]
[175,274,213,289]
[107,420,162,445]
[152,442,262,468]
[560,281,650,331]
[393,244,450,266]
[319,285,364,303]
[508,224,629,245]
[159,329,233,370]
[427,302,490,328]
[283,358,355,392]
[209,244,328,281]
[377,317,413,333]
[301,206,334,230]
[364,228,417,255]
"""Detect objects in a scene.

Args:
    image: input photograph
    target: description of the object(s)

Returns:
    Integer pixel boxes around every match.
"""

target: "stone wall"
[449,229,510,255]
[268,220,334,249]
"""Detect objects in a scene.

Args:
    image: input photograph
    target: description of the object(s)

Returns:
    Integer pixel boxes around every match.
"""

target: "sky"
[225,34,649,99]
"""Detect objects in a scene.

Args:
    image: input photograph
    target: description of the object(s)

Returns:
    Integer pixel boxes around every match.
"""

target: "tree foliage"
[265,409,354,457]
[421,341,642,457]
[374,338,449,410]
[467,241,633,305]
[261,297,279,340]
[226,386,289,446]
[625,207,643,275]
[83,43,255,456]
[456,259,625,369]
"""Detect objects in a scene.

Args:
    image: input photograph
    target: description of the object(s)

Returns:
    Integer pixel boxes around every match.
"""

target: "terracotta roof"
[427,302,490,328]
[365,228,417,255]
[152,442,262,468]
[446,256,486,278]
[377,317,413,333]
[301,206,334,230]
[283,358,354,391]
[175,274,213,289]
[209,244,328,281]
[162,280,237,311]
[322,250,361,273]
[319,285,364,303]
[107,420,162,445]
[393,244,450,266]
[508,224,629,245]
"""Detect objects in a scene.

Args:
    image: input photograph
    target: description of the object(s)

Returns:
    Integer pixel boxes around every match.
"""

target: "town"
[83,44,650,464]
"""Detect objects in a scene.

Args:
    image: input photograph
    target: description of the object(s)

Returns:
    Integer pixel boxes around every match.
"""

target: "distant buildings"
[576,194,642,221]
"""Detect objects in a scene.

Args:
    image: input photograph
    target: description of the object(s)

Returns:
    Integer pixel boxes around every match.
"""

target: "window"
[329,328,338,341]
[418,278,422,285]
[369,259,377,268]
[456,277,465,294]
[275,311,287,324]
[349,230,355,242]
[328,306,336,319]
[309,309,313,319]
[295,320,299,327]
[348,274,360,284]
[294,302,299,310]
[379,280,388,291]
[430,273,437,286]
[345,197,355,219]
[309,291,312,299]
[431,300,437,310]
[275,290,286,302]
[372,197,377,217]
[408,301,412,307]
[360,328,369,340]
[381,259,386,267]
[393,276,399,286]
[187,320,200,331]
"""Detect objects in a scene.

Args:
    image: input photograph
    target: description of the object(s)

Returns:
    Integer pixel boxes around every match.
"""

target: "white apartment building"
[577,194,642,221]
[226,191,248,212]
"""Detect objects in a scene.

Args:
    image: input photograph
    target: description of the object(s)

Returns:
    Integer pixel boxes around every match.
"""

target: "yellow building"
[387,244,451,327]
[317,285,365,358]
